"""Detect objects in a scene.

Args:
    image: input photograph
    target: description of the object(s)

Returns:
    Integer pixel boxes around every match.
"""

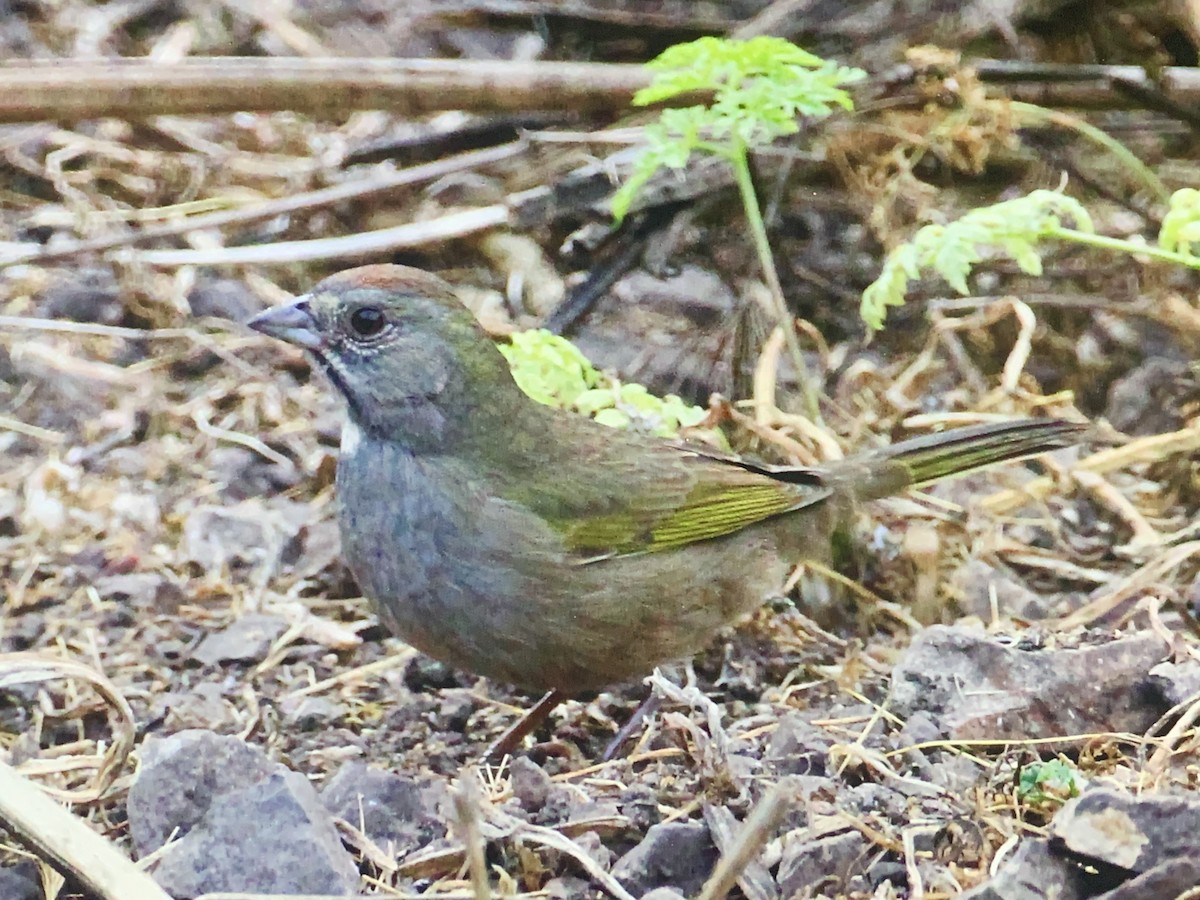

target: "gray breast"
[334,428,563,681]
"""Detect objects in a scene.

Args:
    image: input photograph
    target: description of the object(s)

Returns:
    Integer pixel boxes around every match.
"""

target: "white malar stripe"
[341,419,363,457]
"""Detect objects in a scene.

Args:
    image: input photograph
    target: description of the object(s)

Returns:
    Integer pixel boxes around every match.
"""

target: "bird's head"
[248,265,518,449]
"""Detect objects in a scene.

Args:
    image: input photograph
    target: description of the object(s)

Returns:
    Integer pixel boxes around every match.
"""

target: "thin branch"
[0,760,171,900]
[0,57,657,124]
[123,204,511,267]
[975,61,1200,109]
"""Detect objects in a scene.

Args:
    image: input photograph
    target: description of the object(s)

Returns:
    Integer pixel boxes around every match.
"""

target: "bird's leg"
[483,689,566,762]
[602,691,663,761]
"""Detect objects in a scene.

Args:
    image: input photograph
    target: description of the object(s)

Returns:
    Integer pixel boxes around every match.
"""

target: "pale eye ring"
[348,306,387,338]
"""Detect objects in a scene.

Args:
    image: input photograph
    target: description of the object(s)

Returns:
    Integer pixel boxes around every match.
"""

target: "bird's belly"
[335,440,797,692]
[336,440,569,684]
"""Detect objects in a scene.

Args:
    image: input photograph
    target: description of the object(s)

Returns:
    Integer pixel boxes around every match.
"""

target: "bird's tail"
[830,419,1086,501]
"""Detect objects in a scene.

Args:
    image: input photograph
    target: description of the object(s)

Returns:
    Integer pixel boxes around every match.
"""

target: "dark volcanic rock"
[128,730,359,897]
[961,838,1086,900]
[888,626,1169,742]
[320,761,448,857]
[610,821,717,896]
[149,769,359,898]
[127,730,278,857]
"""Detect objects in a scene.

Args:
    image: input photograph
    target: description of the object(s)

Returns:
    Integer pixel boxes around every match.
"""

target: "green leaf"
[1017,758,1085,806]
[616,37,864,222]
[1160,187,1200,258]
[498,329,600,408]
[860,189,1095,330]
[500,329,712,440]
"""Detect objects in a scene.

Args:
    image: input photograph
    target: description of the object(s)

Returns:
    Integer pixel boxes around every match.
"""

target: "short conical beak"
[247,298,323,350]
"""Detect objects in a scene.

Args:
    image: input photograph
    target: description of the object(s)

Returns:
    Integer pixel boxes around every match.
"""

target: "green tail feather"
[842,419,1086,501]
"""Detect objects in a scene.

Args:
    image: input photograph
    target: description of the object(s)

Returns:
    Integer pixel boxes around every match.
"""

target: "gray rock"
[843,783,909,821]
[544,875,594,898]
[188,278,264,321]
[961,839,1085,899]
[159,683,237,732]
[572,830,614,870]
[927,755,984,795]
[127,730,278,857]
[182,503,297,573]
[1095,858,1200,899]
[764,712,833,777]
[149,769,359,898]
[777,830,871,897]
[39,269,122,325]
[611,821,717,896]
[949,559,1057,620]
[618,783,661,831]
[895,710,941,748]
[888,626,1169,742]
[0,860,40,900]
[320,761,447,857]
[640,890,687,900]
[92,572,182,610]
[610,266,737,325]
[192,613,288,666]
[1147,659,1200,708]
[703,803,776,900]
[280,694,347,730]
[510,755,554,812]
[1051,787,1200,873]
[1106,358,1192,435]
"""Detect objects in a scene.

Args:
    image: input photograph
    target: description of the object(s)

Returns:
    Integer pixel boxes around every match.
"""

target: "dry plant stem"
[1143,689,1200,782]
[1056,539,1200,630]
[0,412,64,444]
[287,647,417,699]
[0,652,136,801]
[696,778,797,900]
[0,761,171,900]
[975,61,1200,110]
[731,153,819,420]
[127,204,511,267]
[452,775,492,900]
[0,58,659,124]
[483,689,566,761]
[1071,469,1162,549]
[0,141,527,268]
[1010,102,1168,203]
[513,822,637,900]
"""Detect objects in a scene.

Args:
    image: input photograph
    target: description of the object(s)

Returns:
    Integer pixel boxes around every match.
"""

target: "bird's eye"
[348,306,387,338]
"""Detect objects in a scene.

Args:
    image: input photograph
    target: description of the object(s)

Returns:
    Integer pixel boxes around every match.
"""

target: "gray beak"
[247,298,323,350]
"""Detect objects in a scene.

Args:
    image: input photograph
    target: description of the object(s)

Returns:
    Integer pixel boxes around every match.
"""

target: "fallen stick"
[0,760,171,900]
[0,57,655,123]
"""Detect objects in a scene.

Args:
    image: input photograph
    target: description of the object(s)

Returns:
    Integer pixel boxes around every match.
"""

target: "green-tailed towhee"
[248,265,1083,733]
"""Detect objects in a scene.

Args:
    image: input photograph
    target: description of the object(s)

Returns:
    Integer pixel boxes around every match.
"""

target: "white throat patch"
[341,419,363,457]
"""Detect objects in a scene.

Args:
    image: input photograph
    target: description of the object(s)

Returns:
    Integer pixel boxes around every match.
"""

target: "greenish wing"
[552,452,832,561]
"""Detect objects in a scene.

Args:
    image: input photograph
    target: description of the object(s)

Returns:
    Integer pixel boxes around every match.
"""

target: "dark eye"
[348,306,387,338]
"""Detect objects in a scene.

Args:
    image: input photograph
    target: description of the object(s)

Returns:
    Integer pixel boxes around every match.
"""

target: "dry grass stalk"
[0,761,171,900]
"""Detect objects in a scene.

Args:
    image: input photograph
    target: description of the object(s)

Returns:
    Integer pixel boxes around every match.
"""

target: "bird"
[248,264,1084,757]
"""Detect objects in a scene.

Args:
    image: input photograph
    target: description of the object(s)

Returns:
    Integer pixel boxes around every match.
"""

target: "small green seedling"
[613,36,866,418]
[861,186,1200,330]
[612,36,865,223]
[1017,758,1085,809]
[499,328,709,439]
